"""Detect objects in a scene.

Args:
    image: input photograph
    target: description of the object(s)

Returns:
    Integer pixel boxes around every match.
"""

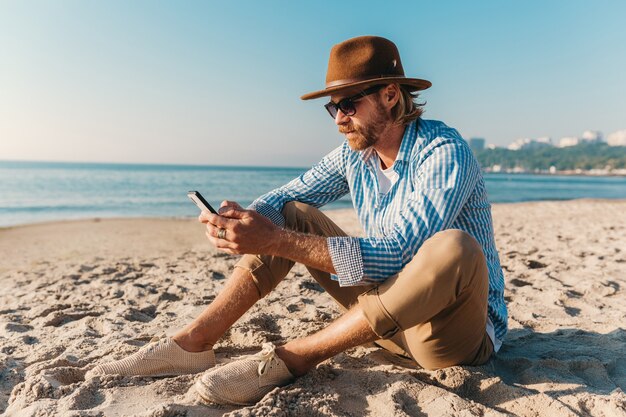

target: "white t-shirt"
[375,155,399,195]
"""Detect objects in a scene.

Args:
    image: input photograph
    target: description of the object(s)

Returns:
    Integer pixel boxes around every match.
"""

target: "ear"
[381,84,401,110]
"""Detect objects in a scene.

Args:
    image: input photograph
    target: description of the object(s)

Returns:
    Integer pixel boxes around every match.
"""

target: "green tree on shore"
[474,143,626,171]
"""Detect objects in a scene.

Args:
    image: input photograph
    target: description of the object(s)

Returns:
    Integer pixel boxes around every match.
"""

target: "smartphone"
[187,191,218,214]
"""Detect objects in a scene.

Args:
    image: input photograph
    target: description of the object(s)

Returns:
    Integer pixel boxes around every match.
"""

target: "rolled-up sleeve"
[248,145,350,226]
[329,140,481,286]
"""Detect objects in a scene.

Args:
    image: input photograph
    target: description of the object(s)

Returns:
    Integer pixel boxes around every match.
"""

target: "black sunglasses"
[324,85,384,119]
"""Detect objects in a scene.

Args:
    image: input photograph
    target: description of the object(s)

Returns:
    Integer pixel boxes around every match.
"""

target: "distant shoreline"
[2,198,626,230]
[481,169,626,177]
[3,159,625,177]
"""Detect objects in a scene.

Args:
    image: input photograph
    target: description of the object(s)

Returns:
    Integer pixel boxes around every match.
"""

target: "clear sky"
[1,1,625,167]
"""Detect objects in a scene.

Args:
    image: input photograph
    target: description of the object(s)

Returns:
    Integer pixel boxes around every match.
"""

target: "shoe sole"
[87,364,215,379]
[194,378,254,406]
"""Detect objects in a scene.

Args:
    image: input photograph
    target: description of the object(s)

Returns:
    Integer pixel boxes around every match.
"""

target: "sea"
[1,160,625,227]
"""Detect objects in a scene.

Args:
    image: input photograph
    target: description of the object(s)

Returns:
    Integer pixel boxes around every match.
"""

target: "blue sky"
[1,1,625,167]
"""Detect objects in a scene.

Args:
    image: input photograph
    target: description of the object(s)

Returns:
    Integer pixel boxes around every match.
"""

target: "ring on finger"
[217,228,226,240]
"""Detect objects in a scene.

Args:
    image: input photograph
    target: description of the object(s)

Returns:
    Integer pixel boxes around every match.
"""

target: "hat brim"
[300,77,431,100]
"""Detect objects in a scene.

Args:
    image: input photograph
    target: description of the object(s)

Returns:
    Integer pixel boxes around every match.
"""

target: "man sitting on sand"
[86,35,508,406]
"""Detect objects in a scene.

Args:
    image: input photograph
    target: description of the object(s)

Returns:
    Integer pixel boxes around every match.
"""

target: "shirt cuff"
[327,236,366,286]
[248,201,286,227]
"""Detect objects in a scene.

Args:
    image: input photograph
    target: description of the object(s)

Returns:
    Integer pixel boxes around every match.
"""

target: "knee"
[281,201,312,217]
[425,229,489,292]
[281,202,301,229]
[407,229,486,289]
[281,202,320,229]
[429,229,483,263]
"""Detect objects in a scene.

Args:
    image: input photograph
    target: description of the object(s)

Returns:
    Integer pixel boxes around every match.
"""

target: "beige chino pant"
[235,202,493,369]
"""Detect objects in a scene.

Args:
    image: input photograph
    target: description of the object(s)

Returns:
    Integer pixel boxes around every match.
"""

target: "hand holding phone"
[187,191,218,214]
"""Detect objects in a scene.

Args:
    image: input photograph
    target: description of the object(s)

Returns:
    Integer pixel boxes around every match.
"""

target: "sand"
[1,199,625,416]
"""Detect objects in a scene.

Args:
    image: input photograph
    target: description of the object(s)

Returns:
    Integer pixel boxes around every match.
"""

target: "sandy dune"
[1,200,625,416]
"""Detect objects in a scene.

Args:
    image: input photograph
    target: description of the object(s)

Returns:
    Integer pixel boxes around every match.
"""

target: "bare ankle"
[275,345,314,377]
[172,331,214,353]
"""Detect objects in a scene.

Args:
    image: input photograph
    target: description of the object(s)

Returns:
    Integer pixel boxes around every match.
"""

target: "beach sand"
[1,199,625,416]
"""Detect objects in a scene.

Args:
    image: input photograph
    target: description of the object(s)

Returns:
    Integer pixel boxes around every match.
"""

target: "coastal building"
[559,131,603,147]
[468,137,485,152]
[582,130,603,143]
[535,137,552,146]
[508,137,553,150]
[559,136,580,147]
[607,130,626,146]
[508,138,529,150]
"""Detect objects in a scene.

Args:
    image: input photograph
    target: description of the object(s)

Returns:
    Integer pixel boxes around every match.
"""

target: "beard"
[338,104,391,151]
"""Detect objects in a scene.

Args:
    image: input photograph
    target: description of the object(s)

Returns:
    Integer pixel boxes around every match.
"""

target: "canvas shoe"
[195,343,294,405]
[85,335,215,378]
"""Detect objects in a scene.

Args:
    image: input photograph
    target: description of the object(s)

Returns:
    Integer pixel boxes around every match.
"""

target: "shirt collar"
[395,119,419,163]
[359,147,375,162]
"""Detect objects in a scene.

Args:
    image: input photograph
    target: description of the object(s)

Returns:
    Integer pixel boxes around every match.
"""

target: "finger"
[220,200,241,209]
[206,223,222,240]
[205,230,238,250]
[215,239,238,250]
[199,210,212,223]
[217,247,237,255]
[205,230,220,247]
[207,212,239,228]
[219,207,248,219]
[218,201,243,215]
[206,223,240,245]
[220,200,239,208]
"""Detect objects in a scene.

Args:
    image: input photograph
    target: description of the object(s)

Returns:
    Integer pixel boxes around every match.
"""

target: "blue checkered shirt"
[249,119,508,344]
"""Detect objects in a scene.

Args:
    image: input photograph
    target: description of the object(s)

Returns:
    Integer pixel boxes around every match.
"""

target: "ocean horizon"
[1,159,625,227]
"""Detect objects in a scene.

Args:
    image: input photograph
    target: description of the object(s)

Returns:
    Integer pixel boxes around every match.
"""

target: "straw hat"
[301,35,431,100]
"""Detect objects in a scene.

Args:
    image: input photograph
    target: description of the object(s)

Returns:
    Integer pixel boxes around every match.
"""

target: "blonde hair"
[389,83,425,126]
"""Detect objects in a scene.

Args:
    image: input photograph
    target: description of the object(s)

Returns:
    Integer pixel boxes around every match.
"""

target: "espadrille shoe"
[85,335,215,378]
[195,343,294,405]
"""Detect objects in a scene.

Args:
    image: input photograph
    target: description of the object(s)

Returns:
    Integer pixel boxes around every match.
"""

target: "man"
[86,35,507,406]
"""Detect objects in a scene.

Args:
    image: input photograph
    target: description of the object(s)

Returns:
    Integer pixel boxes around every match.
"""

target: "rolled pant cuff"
[358,287,401,339]
[234,255,276,298]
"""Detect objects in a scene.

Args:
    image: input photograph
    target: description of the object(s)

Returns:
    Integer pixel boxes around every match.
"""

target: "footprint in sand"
[563,306,581,317]
[28,304,72,320]
[211,271,225,280]
[60,384,106,411]
[300,280,324,292]
[21,335,39,345]
[593,280,620,297]
[43,309,103,327]
[3,323,34,333]
[11,366,87,404]
[510,278,532,287]
[525,259,547,269]
[158,292,182,302]
[122,306,157,323]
